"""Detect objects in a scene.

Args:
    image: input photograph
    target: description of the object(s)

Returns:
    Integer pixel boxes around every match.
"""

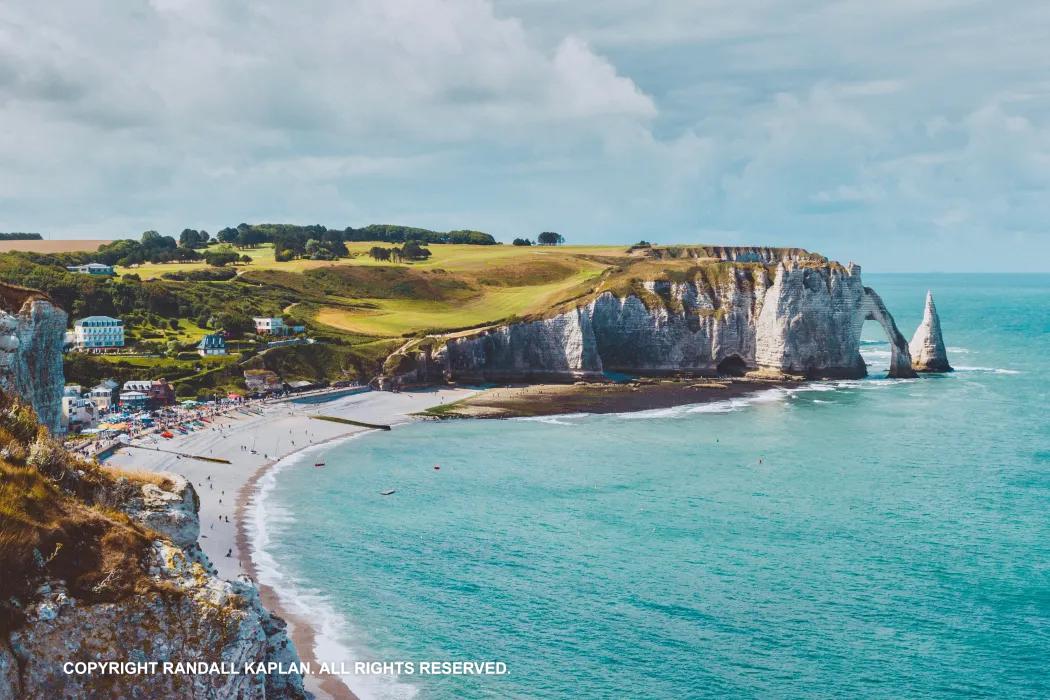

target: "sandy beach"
[104,386,478,699]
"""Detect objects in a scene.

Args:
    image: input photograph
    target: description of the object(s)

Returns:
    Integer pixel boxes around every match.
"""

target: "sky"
[1,0,1048,271]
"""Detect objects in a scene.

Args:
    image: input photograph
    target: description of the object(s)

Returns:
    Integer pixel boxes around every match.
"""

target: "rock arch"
[859,287,917,379]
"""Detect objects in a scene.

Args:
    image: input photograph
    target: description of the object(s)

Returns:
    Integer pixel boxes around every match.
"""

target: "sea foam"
[246,434,420,700]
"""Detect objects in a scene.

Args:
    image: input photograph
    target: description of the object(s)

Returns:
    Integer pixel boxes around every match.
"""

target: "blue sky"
[1,0,1048,271]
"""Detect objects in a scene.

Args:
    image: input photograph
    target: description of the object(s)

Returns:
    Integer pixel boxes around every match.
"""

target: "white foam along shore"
[102,386,478,700]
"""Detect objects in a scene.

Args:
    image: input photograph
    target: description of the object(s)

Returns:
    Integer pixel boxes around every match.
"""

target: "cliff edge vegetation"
[0,393,307,698]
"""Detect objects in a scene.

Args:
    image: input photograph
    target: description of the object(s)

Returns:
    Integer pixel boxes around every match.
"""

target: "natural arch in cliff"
[716,354,748,377]
[859,288,917,379]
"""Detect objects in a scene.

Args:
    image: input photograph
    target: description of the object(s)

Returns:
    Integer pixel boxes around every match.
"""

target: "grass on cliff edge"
[0,394,174,632]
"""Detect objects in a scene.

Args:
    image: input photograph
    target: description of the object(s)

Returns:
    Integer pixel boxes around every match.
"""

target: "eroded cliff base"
[420,377,799,420]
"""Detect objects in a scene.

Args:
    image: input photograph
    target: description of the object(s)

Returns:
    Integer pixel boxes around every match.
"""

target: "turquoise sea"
[251,274,1049,699]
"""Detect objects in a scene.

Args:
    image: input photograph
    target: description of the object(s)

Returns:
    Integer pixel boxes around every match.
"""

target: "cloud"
[0,0,1049,270]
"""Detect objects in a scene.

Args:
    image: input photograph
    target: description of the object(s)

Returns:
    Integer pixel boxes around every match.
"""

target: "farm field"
[0,239,110,253]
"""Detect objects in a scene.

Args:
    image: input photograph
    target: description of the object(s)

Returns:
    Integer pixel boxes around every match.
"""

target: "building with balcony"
[73,316,124,351]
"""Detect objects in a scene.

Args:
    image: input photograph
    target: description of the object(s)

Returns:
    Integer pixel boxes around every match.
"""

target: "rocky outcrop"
[1,476,309,700]
[909,290,952,372]
[122,473,202,549]
[428,255,918,382]
[754,263,915,378]
[0,283,67,433]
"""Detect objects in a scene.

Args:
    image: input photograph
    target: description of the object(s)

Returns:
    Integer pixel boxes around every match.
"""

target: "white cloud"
[0,0,1049,270]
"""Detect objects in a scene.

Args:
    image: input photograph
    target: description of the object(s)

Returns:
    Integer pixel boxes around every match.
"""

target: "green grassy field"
[119,242,630,338]
[116,242,624,280]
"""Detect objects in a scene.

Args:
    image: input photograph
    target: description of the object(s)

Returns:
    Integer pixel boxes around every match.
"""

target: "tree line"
[367,241,432,262]
[513,231,564,246]
[22,223,497,268]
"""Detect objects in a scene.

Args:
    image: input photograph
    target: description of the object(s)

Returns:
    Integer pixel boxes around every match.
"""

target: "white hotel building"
[73,316,125,351]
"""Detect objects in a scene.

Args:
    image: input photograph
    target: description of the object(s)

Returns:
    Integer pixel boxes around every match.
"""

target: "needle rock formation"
[909,290,952,372]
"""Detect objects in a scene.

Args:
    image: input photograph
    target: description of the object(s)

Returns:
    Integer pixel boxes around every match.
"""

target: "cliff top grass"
[0,280,52,312]
[0,393,173,632]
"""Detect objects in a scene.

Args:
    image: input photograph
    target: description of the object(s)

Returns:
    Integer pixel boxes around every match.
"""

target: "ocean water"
[251,274,1050,699]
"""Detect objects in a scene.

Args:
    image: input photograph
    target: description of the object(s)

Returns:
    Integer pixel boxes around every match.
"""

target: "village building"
[244,369,282,394]
[73,316,125,351]
[61,395,99,431]
[89,380,119,412]
[118,390,149,410]
[253,317,306,336]
[66,262,114,275]
[121,379,175,409]
[253,317,285,335]
[197,333,227,356]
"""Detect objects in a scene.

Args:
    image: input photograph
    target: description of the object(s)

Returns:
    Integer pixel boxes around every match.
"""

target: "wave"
[611,375,926,421]
[246,434,419,700]
[946,347,971,353]
[516,413,590,425]
[614,387,791,420]
[954,366,1021,375]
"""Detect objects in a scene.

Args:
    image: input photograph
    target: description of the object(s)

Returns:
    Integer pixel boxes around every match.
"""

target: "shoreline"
[103,386,479,700]
[236,430,374,700]
[104,377,818,699]
[420,377,802,420]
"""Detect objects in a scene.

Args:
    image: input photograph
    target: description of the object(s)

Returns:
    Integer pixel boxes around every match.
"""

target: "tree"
[537,231,564,246]
[235,228,265,248]
[512,238,532,246]
[216,227,238,244]
[179,228,208,248]
[401,240,432,260]
[141,230,162,245]
[204,251,240,267]
[214,312,253,338]
[368,246,391,262]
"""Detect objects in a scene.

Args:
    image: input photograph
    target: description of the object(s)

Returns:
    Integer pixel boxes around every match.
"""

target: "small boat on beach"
[380,489,396,496]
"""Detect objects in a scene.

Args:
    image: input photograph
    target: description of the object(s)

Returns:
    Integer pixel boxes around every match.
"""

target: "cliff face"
[0,473,308,700]
[432,255,918,382]
[0,284,66,433]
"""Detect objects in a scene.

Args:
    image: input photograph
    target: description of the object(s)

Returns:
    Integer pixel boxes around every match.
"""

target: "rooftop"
[197,334,226,349]
[74,315,123,325]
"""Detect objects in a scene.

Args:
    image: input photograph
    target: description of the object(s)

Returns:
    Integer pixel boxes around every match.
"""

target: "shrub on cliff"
[0,393,161,633]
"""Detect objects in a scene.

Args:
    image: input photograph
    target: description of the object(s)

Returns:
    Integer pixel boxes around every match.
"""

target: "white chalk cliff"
[426,252,918,382]
[0,281,309,698]
[0,284,67,433]
[909,290,952,372]
[0,472,309,700]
